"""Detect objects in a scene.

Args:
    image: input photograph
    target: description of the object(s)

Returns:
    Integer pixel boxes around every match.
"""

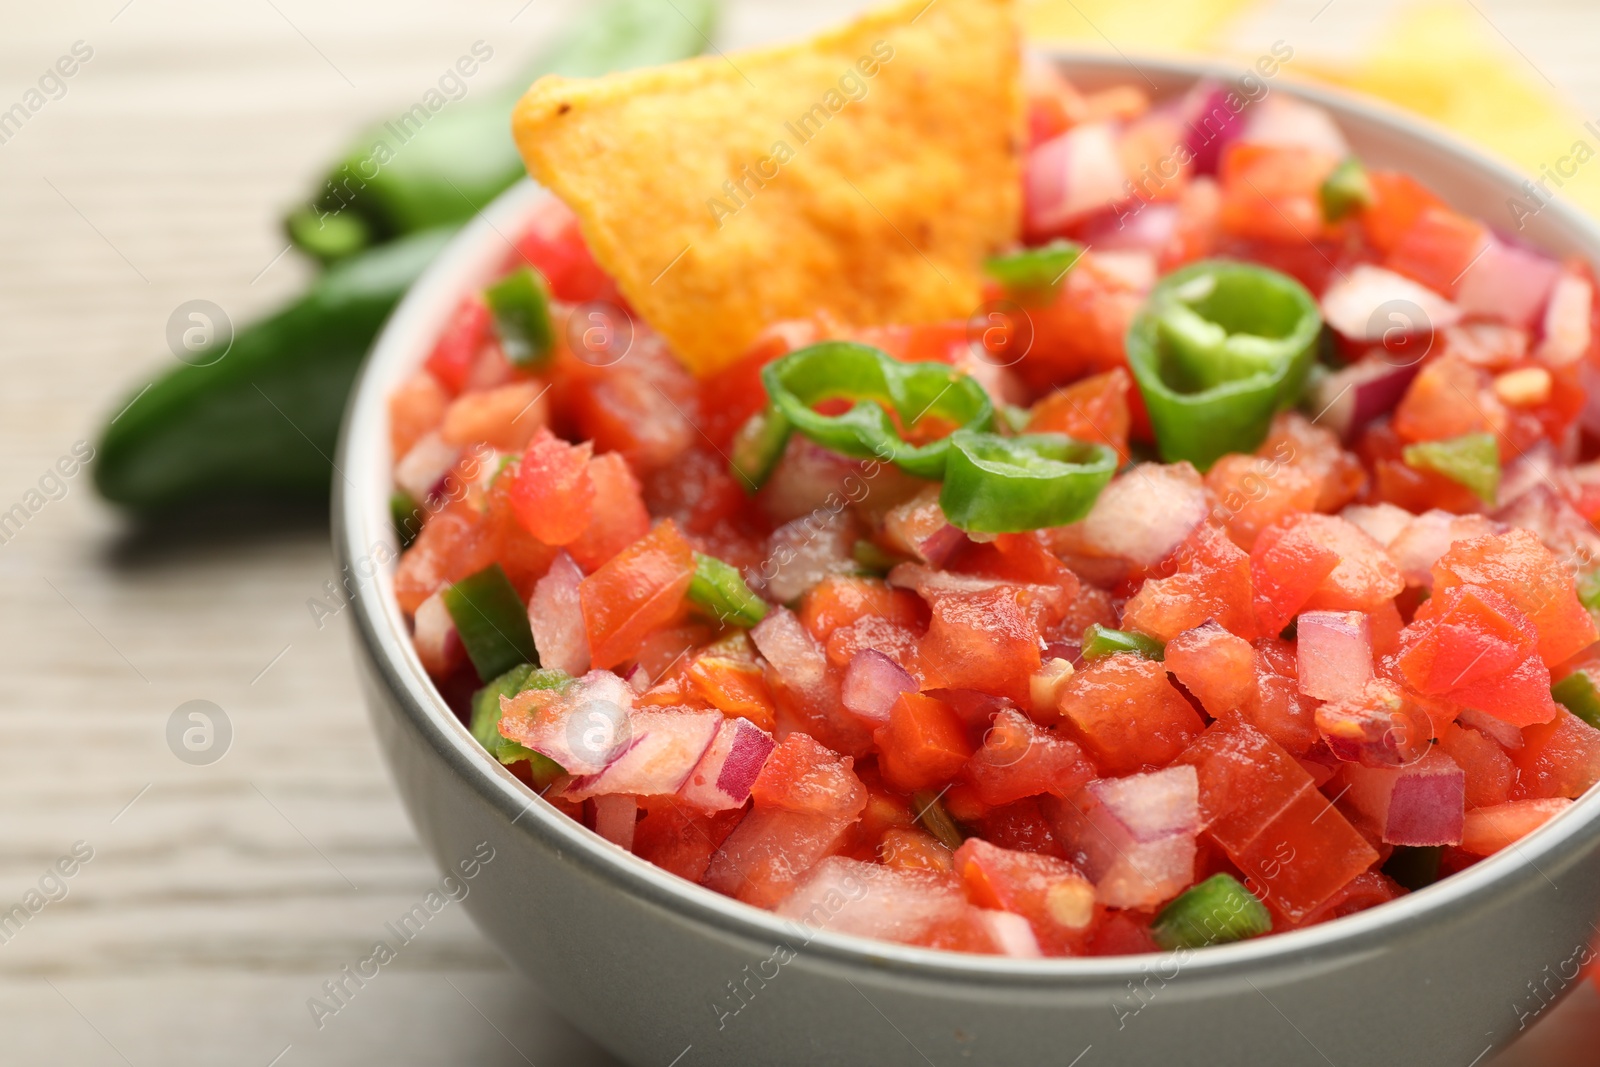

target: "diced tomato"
[686,656,778,732]
[825,616,922,678]
[1385,208,1490,299]
[854,321,972,366]
[1218,143,1340,244]
[1398,583,1558,727]
[1294,870,1405,928]
[975,797,1070,858]
[632,797,745,883]
[1162,176,1222,271]
[798,576,923,642]
[1024,368,1133,463]
[696,320,817,452]
[1511,709,1600,800]
[1007,257,1142,392]
[1436,722,1516,808]
[1429,530,1599,667]
[389,371,448,458]
[1361,171,1448,256]
[1177,720,1379,922]
[947,533,1076,588]
[507,198,614,303]
[480,472,558,596]
[578,520,696,670]
[1165,621,1256,717]
[751,733,867,818]
[964,707,1094,807]
[553,342,699,475]
[702,807,856,907]
[875,692,976,792]
[1251,514,1401,634]
[424,296,492,396]
[1057,653,1204,774]
[509,429,594,546]
[1205,453,1319,550]
[954,838,1099,955]
[567,451,651,573]
[1459,798,1572,856]
[1392,357,1504,445]
[916,583,1043,704]
[879,827,955,872]
[394,504,494,614]
[440,380,549,452]
[1121,524,1257,642]
[1357,419,1486,514]
[1259,412,1366,513]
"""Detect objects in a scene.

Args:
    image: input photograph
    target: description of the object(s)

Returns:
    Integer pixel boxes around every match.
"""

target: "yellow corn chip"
[513,0,1023,376]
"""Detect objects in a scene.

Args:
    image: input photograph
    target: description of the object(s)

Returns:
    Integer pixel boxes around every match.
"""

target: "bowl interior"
[337,48,1600,983]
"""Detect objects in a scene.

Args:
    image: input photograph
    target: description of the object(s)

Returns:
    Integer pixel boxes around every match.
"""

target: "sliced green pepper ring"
[1126,259,1322,470]
[938,430,1118,533]
[731,341,995,485]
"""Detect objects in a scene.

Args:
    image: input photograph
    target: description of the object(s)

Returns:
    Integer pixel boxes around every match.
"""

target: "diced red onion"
[760,511,858,604]
[1341,754,1466,847]
[1493,483,1600,565]
[1497,442,1557,508]
[678,716,777,811]
[501,669,637,776]
[1296,611,1373,703]
[1241,94,1349,156]
[1535,271,1593,367]
[1076,463,1208,567]
[1077,206,1178,259]
[564,709,722,800]
[624,663,651,693]
[1455,239,1559,330]
[1087,249,1158,292]
[1180,81,1248,175]
[1458,708,1525,751]
[758,436,865,525]
[412,591,462,677]
[918,523,969,568]
[591,794,638,850]
[1052,767,1199,909]
[1340,503,1415,548]
[1385,510,1503,587]
[751,607,832,700]
[1308,355,1424,440]
[974,909,1043,958]
[774,856,968,945]
[394,431,461,505]
[1320,265,1462,343]
[842,649,918,723]
[1025,121,1129,234]
[528,551,590,677]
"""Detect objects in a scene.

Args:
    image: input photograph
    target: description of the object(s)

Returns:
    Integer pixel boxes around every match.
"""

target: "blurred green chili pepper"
[96,0,717,512]
[286,0,720,263]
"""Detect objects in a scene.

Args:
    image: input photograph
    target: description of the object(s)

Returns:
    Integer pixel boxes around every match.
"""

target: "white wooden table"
[1,1,1597,1063]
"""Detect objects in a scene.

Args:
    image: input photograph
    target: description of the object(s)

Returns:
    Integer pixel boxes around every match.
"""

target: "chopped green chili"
[730,342,995,486]
[1320,156,1374,223]
[467,664,570,787]
[390,490,422,550]
[1553,669,1600,730]
[1080,624,1165,663]
[442,563,538,682]
[484,268,554,368]
[1401,432,1500,505]
[938,431,1118,533]
[984,239,1083,302]
[1150,874,1272,950]
[688,553,768,628]
[1126,260,1322,470]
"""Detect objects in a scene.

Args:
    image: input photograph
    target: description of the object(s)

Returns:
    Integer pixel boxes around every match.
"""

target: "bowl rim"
[336,46,1600,986]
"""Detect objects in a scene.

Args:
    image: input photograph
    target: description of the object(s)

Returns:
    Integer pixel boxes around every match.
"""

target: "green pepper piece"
[938,430,1118,533]
[1320,156,1375,223]
[442,563,538,682]
[1126,259,1322,470]
[467,664,570,786]
[1401,432,1500,505]
[688,553,769,628]
[1578,570,1600,623]
[912,790,966,851]
[95,227,454,511]
[391,490,423,550]
[729,407,792,488]
[984,239,1083,302]
[1150,874,1272,950]
[1081,624,1165,663]
[485,268,555,368]
[1552,670,1600,730]
[737,342,995,487]
[286,0,720,262]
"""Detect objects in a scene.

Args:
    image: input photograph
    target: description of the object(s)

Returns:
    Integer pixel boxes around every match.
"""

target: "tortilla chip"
[513,0,1023,376]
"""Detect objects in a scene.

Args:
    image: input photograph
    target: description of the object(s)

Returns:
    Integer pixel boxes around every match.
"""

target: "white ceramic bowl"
[336,51,1600,1067]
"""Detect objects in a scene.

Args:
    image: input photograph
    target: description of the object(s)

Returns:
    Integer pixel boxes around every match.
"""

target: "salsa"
[388,69,1600,957]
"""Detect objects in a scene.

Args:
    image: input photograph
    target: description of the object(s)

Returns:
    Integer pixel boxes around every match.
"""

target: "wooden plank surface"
[0,1,1597,1064]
